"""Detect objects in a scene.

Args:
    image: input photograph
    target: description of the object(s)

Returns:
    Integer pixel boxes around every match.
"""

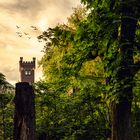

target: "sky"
[0,0,81,84]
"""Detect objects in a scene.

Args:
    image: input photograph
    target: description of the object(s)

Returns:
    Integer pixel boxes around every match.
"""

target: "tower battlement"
[19,57,36,83]
[20,57,35,67]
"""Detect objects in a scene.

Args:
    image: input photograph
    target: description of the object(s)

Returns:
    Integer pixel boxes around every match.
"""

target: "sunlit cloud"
[37,18,48,32]
[0,0,81,84]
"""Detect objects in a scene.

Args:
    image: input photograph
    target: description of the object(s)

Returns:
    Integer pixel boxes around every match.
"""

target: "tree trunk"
[111,0,138,140]
[14,82,36,140]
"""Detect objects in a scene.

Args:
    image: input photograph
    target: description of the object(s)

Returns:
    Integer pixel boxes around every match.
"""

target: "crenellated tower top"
[19,57,36,84]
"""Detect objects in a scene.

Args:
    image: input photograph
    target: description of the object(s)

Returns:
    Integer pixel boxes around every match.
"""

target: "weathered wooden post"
[14,82,36,140]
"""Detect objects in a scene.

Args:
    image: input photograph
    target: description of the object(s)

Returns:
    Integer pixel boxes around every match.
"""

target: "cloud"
[0,0,81,21]
[0,61,19,83]
[0,0,81,84]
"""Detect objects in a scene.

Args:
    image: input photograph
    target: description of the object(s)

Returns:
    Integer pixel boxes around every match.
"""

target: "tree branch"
[86,50,99,61]
[134,41,140,50]
[131,61,140,75]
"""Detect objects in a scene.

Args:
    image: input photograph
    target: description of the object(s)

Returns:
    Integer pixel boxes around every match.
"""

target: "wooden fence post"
[14,82,36,140]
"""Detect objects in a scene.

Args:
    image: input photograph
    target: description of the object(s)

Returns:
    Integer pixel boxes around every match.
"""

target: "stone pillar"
[14,82,36,140]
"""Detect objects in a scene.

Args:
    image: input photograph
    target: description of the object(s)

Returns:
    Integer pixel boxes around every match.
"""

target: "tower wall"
[19,57,35,83]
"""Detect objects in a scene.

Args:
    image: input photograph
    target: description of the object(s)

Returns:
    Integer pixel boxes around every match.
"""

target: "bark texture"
[111,0,138,140]
[14,82,36,140]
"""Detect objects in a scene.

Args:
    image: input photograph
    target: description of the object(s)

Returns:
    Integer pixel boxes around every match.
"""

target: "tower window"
[25,70,31,75]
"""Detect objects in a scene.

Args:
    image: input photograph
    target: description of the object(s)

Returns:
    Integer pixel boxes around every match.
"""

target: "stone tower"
[19,57,35,83]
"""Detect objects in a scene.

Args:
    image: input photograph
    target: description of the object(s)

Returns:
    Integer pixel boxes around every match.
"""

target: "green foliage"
[36,1,140,139]
[0,73,6,84]
[0,73,14,140]
[0,93,14,139]
[35,78,110,140]
[36,5,111,140]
